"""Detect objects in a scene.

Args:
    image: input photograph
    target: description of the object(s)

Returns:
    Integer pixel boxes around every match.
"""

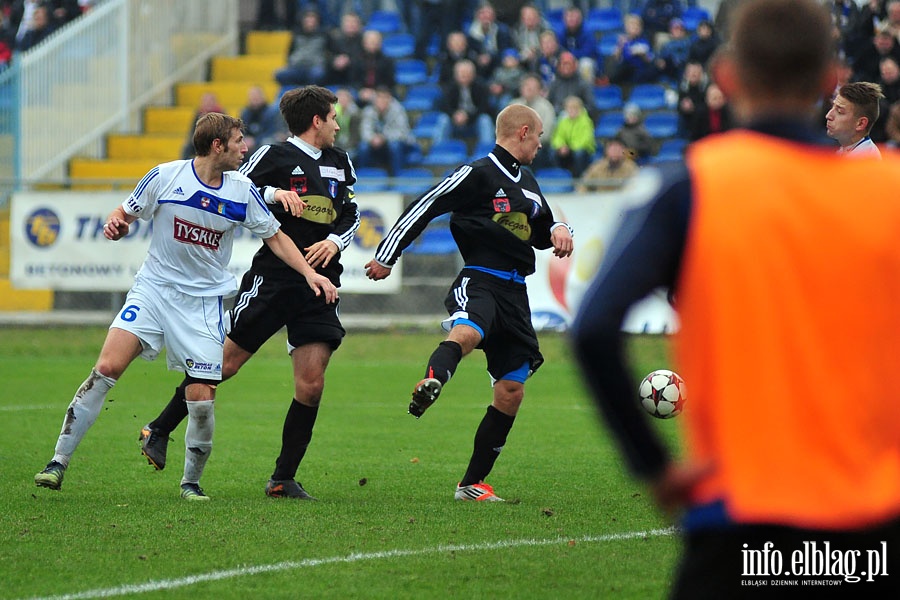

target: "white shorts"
[110,277,226,381]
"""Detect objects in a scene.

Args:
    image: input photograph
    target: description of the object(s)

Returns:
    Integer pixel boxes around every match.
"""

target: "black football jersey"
[239,137,360,285]
[374,145,560,276]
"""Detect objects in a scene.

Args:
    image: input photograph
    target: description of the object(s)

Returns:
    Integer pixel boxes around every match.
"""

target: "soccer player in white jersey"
[825,82,884,158]
[34,113,337,501]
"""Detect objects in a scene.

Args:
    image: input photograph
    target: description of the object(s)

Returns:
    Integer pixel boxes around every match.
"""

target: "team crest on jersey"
[200,197,210,208]
[492,195,510,213]
[530,200,540,218]
[328,179,338,198]
[291,176,307,194]
[292,166,304,175]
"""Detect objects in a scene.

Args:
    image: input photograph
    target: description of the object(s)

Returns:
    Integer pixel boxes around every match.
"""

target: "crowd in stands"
[0,0,93,69]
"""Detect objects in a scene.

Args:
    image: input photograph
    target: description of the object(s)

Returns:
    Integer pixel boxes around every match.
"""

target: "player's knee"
[493,380,524,414]
[92,360,124,381]
[295,376,325,404]
[185,382,217,401]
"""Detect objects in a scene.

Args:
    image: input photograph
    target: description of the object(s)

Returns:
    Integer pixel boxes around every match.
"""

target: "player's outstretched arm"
[264,230,338,303]
[364,259,392,281]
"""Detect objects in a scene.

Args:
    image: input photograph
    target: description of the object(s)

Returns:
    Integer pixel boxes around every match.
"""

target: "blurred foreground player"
[571,0,900,596]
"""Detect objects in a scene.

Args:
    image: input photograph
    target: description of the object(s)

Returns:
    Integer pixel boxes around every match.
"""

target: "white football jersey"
[123,159,280,296]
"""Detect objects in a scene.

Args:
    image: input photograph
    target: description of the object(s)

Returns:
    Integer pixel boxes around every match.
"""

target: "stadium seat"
[468,140,495,161]
[420,139,468,167]
[353,167,390,193]
[658,138,688,156]
[627,84,669,111]
[366,10,403,34]
[594,111,625,138]
[597,33,621,58]
[593,85,623,111]
[395,60,430,87]
[586,8,623,35]
[392,167,435,195]
[407,214,457,255]
[536,168,575,193]
[382,33,416,59]
[412,111,451,144]
[402,83,442,111]
[648,150,684,164]
[643,112,679,138]
[682,7,711,31]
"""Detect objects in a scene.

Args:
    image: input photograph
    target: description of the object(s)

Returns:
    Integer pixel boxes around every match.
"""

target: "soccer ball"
[639,369,687,419]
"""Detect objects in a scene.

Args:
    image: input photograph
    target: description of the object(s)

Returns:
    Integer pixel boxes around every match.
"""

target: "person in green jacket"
[550,95,596,177]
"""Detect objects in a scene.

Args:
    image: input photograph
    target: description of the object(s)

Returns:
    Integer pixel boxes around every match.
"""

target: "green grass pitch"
[0,326,681,599]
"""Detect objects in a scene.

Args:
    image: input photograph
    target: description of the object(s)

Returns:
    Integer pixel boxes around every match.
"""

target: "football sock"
[424,341,463,385]
[150,378,189,434]
[272,400,319,481]
[460,405,515,487]
[52,368,117,465]
[181,400,214,485]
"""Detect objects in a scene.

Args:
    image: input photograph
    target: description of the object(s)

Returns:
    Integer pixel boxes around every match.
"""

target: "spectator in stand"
[349,29,395,107]
[334,87,361,152]
[181,92,225,159]
[676,60,708,137]
[828,0,866,59]
[640,0,684,48]
[467,2,512,80]
[547,51,596,120]
[510,73,555,168]
[688,19,721,67]
[887,0,900,41]
[609,14,657,85]
[47,0,81,27]
[884,100,900,148]
[689,82,733,141]
[325,11,364,87]
[412,0,461,58]
[616,102,654,160]
[439,59,495,146]
[275,8,328,87]
[654,17,692,82]
[852,23,900,83]
[255,0,297,30]
[532,29,561,87]
[577,136,639,192]
[557,6,598,83]
[551,95,595,177]
[436,30,482,85]
[488,48,525,112]
[856,0,889,44]
[16,3,53,51]
[241,85,281,154]
[879,56,900,104]
[511,3,548,66]
[356,87,415,176]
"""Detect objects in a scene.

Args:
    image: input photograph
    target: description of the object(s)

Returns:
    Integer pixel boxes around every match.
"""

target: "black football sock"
[424,340,463,385]
[271,399,319,481]
[149,377,189,435]
[460,405,515,487]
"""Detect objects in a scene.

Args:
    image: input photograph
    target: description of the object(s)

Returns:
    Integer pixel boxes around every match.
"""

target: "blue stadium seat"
[382,33,416,59]
[407,214,457,255]
[627,84,669,111]
[353,167,390,193]
[536,168,575,193]
[392,167,435,195]
[412,111,451,143]
[643,111,679,138]
[420,139,468,167]
[395,59,430,86]
[682,7,711,31]
[402,82,441,111]
[468,141,495,161]
[594,111,625,138]
[597,33,621,58]
[366,10,403,34]
[593,85,623,111]
[586,8,623,35]
[658,138,688,156]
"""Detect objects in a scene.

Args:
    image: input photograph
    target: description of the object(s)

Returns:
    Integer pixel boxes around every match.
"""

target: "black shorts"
[443,268,544,381]
[227,271,345,354]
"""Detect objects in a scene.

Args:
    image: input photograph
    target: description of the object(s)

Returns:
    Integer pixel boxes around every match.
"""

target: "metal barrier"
[0,0,239,206]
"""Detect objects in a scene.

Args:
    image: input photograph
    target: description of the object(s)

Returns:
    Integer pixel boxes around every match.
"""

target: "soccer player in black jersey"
[365,104,574,501]
[139,86,360,500]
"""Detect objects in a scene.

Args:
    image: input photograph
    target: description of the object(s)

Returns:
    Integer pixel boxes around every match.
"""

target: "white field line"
[0,405,55,411]
[25,527,677,600]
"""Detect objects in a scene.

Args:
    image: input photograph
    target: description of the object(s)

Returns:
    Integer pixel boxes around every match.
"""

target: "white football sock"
[52,368,117,466]
[182,400,215,485]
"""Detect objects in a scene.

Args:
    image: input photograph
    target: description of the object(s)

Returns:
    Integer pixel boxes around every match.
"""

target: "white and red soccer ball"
[639,369,687,419]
